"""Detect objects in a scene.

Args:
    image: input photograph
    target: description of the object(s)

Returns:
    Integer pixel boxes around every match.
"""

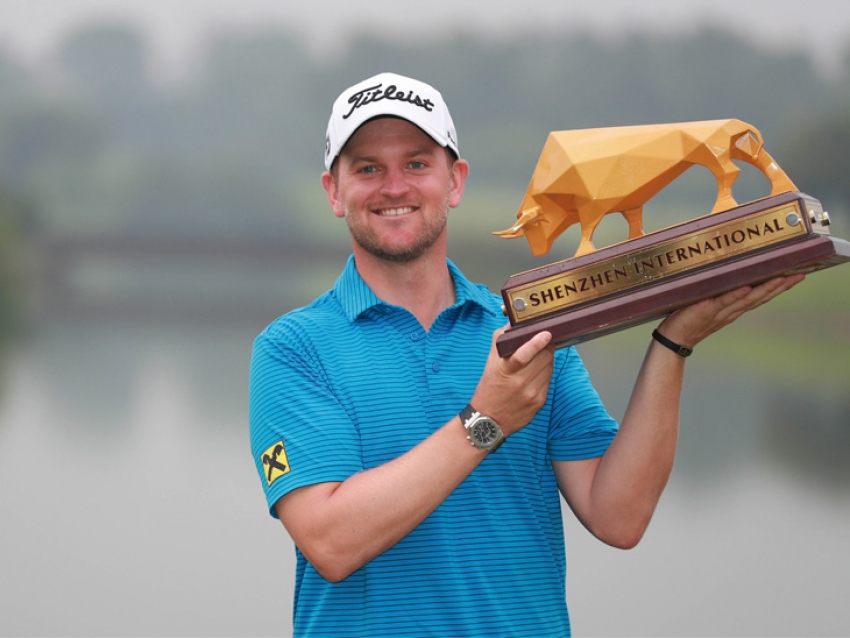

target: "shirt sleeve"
[547,347,619,461]
[249,326,364,517]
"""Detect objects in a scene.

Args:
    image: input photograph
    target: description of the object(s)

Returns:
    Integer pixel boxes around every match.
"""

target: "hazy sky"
[2,0,850,78]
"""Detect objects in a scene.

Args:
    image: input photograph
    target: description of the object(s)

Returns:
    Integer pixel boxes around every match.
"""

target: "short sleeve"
[249,328,363,517]
[547,347,619,461]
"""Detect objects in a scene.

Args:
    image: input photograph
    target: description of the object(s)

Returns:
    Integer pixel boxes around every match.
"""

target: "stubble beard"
[344,193,450,263]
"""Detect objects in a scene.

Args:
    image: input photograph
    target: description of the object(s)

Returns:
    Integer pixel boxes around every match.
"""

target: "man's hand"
[470,326,554,436]
[554,273,805,549]
[657,274,806,348]
[274,326,555,582]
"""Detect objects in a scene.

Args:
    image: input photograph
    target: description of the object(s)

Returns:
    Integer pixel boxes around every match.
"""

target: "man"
[249,72,802,637]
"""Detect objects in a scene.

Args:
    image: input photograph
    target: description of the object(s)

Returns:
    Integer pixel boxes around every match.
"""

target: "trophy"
[494,119,850,356]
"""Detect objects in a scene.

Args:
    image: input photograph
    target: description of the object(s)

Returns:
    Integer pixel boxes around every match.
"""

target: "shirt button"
[431,362,441,373]
[410,332,421,342]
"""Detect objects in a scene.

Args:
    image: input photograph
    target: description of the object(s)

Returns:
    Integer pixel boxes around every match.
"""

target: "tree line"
[0,21,849,329]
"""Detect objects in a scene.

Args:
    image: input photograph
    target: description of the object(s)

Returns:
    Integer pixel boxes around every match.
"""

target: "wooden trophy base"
[496,192,850,357]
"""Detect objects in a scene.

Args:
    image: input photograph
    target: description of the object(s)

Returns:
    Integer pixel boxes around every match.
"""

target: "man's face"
[322,117,468,263]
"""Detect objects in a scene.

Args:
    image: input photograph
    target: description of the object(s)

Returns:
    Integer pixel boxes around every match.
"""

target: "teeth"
[377,206,415,216]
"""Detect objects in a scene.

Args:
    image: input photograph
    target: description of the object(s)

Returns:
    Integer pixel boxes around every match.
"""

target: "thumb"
[507,331,553,368]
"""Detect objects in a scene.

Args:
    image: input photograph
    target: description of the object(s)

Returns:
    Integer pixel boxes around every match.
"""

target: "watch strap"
[459,403,477,425]
[652,328,693,357]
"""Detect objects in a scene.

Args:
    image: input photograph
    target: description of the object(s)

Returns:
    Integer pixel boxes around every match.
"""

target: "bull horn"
[493,206,542,238]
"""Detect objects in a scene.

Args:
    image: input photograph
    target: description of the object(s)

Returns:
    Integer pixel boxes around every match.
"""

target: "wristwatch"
[459,404,505,452]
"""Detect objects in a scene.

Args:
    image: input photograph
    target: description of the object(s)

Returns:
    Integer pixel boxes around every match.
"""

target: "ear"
[448,158,469,209]
[321,171,345,219]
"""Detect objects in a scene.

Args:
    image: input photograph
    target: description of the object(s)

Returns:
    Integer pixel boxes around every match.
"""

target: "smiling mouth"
[374,206,416,217]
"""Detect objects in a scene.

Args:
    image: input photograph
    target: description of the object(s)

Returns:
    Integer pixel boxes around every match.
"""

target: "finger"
[694,276,802,333]
[716,284,754,308]
[760,273,805,296]
[722,275,802,314]
[748,274,804,298]
[487,323,512,357]
[492,323,510,340]
[506,331,553,368]
[526,351,556,390]
[510,345,555,400]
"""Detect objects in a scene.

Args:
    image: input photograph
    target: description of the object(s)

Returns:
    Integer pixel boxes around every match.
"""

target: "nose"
[379,165,410,199]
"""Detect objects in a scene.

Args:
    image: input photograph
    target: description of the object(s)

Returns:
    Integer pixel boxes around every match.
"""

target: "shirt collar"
[333,254,498,322]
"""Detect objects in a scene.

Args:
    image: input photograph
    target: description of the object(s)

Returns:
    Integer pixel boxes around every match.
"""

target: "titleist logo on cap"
[343,83,435,120]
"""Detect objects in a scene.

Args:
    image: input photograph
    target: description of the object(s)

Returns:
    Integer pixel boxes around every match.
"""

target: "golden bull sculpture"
[494,119,798,258]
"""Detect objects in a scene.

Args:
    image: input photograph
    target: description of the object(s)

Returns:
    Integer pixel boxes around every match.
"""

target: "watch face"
[471,419,499,444]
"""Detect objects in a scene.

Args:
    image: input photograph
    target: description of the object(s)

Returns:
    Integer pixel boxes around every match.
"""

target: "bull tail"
[748,123,764,149]
[731,122,765,159]
[731,121,797,195]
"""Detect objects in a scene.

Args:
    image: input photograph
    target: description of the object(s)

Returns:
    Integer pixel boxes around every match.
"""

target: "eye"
[357,164,378,175]
[407,160,426,170]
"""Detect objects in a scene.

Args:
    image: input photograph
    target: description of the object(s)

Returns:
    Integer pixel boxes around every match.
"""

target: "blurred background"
[1,1,849,636]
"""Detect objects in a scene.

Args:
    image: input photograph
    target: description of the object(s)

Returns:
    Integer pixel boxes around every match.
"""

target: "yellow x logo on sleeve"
[260,440,290,486]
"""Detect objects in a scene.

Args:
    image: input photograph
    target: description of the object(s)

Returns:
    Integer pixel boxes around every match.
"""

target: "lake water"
[1,319,848,637]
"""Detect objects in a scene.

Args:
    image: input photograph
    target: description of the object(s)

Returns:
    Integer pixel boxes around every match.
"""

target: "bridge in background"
[35,234,351,323]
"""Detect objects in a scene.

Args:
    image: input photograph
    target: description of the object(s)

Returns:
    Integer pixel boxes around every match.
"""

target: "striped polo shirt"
[249,255,618,637]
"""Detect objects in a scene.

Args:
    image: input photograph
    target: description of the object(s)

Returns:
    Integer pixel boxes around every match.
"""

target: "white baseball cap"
[324,72,459,170]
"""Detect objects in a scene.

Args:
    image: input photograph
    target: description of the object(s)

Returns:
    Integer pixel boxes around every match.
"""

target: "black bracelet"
[652,329,693,357]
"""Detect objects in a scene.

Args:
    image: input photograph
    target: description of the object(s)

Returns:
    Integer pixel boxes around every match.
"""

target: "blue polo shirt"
[249,255,618,637]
